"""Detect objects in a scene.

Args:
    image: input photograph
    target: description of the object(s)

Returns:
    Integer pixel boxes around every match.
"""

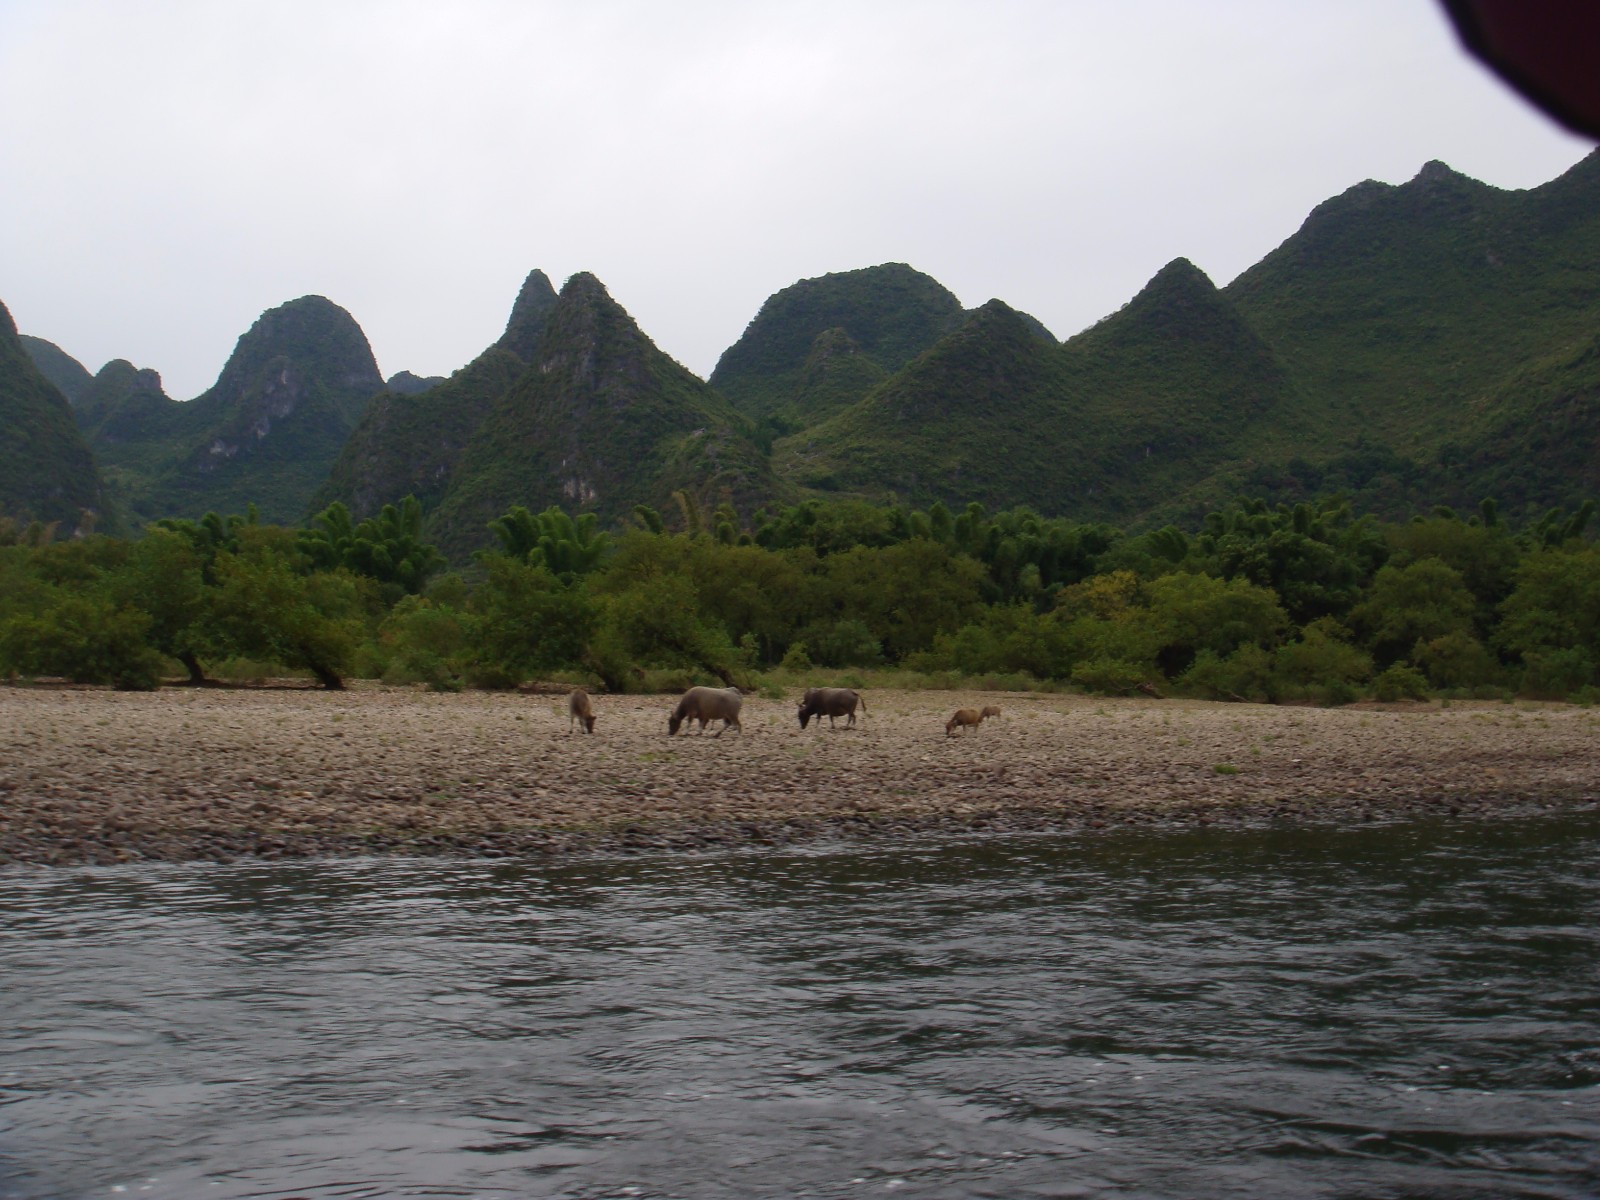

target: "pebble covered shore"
[1,683,1596,866]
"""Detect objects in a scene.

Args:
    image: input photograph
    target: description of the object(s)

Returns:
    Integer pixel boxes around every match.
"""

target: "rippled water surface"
[2,817,1598,1199]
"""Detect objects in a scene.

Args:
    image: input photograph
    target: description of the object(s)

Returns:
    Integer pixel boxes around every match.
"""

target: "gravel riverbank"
[2,683,1596,866]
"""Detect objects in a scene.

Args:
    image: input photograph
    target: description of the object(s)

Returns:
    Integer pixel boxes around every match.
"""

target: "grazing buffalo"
[568,688,596,734]
[797,687,867,730]
[669,685,743,736]
[945,707,984,736]
[980,705,1002,719]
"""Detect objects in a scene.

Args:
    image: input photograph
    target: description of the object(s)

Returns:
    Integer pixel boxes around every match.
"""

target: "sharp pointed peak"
[497,268,560,361]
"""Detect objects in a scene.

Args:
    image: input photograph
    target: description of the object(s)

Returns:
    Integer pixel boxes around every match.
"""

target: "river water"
[2,816,1597,1199]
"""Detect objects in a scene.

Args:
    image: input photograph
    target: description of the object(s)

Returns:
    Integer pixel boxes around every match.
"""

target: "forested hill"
[1225,154,1600,449]
[776,150,1600,526]
[18,335,92,405]
[709,262,1056,432]
[0,301,111,532]
[83,296,384,526]
[314,269,560,523]
[775,260,1300,519]
[425,271,774,559]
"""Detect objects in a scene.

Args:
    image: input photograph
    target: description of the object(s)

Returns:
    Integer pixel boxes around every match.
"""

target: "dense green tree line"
[1,493,1596,704]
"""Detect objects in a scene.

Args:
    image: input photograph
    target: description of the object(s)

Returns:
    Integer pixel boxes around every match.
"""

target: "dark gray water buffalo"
[568,688,596,734]
[669,686,743,736]
[797,687,866,730]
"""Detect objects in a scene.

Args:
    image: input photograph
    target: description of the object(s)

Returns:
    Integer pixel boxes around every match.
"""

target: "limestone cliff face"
[87,294,389,524]
[186,295,381,472]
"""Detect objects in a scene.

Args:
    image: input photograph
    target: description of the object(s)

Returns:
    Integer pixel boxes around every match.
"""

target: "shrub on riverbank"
[2,494,1597,704]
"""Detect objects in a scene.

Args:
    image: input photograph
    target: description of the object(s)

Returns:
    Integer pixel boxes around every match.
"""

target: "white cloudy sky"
[1,1,1592,401]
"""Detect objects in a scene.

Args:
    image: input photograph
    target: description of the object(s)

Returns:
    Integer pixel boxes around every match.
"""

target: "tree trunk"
[307,661,344,690]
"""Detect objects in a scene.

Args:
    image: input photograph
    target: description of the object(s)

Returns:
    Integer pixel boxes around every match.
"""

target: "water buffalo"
[669,685,743,736]
[945,707,984,736]
[568,688,596,734]
[797,687,866,730]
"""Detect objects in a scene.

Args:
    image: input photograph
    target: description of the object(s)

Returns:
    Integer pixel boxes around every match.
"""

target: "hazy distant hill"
[777,259,1297,519]
[77,360,179,451]
[710,263,1055,432]
[0,301,111,530]
[314,270,558,522]
[427,272,774,556]
[20,335,93,406]
[385,371,445,395]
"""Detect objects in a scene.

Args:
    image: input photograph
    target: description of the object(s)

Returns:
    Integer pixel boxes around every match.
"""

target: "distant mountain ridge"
[777,258,1300,519]
[5,148,1599,548]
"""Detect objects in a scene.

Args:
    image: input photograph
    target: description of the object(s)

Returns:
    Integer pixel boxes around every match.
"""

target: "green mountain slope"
[79,360,177,443]
[0,300,112,530]
[94,296,383,524]
[313,346,528,521]
[711,263,1054,431]
[1440,326,1600,516]
[314,269,558,522]
[20,335,93,405]
[776,259,1296,520]
[1225,151,1600,451]
[428,272,774,556]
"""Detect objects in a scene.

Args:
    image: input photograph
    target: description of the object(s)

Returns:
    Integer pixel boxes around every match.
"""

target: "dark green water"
[2,816,1598,1198]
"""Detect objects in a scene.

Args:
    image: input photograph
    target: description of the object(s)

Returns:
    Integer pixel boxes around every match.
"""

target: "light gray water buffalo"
[797,687,867,730]
[945,707,984,736]
[568,688,596,734]
[668,685,743,736]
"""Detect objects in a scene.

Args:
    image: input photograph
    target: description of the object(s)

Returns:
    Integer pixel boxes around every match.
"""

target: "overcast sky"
[1,1,1592,402]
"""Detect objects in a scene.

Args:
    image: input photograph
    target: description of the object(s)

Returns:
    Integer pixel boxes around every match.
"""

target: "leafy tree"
[1142,571,1289,677]
[376,594,470,690]
[1196,497,1383,624]
[1386,512,1518,637]
[1495,544,1600,694]
[589,571,739,689]
[206,527,366,688]
[112,528,214,684]
[0,537,164,689]
[820,539,985,661]
[1350,558,1476,667]
[466,555,598,687]
[1269,617,1372,702]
